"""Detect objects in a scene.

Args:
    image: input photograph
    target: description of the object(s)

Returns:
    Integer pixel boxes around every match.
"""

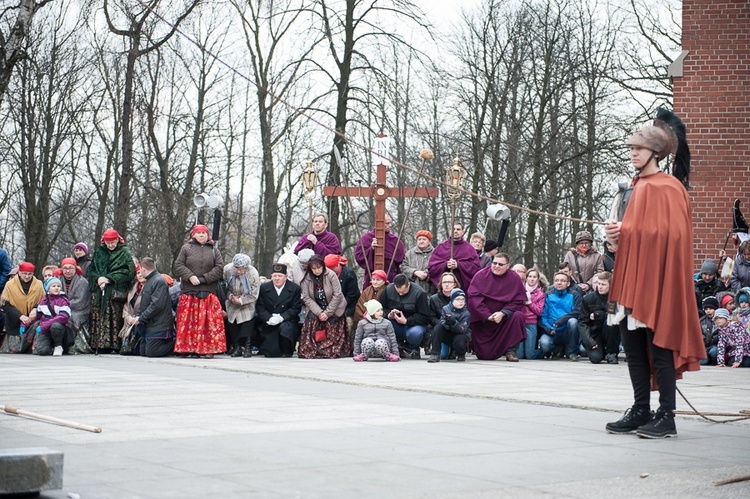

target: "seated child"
[353,300,400,362]
[428,289,471,363]
[699,296,719,365]
[732,287,750,327]
[36,277,73,356]
[713,308,750,368]
[579,271,620,364]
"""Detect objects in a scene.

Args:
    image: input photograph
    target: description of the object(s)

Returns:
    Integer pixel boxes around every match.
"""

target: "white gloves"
[267,313,283,326]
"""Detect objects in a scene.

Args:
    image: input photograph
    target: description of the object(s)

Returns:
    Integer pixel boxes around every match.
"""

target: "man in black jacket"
[254,264,302,357]
[380,273,430,359]
[132,257,175,357]
[579,272,619,364]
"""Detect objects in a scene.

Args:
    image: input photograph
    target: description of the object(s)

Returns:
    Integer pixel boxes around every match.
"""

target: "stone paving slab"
[0,354,748,498]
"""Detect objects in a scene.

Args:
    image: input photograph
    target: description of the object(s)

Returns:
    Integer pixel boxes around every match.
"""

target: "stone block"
[0,447,63,494]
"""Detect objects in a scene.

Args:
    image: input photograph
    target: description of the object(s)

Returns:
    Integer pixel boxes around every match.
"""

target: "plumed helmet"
[625,126,672,160]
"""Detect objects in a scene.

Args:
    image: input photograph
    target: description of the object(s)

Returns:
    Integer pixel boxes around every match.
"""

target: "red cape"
[609,172,705,378]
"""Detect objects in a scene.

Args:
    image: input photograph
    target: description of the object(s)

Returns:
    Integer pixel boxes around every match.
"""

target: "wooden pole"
[2,404,102,433]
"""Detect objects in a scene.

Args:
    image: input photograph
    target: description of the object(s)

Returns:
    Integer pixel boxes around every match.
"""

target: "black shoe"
[456,355,466,362]
[428,354,440,363]
[605,405,653,434]
[410,349,421,360]
[636,410,677,439]
[226,344,237,357]
[606,353,619,364]
[243,340,252,358]
[231,345,243,357]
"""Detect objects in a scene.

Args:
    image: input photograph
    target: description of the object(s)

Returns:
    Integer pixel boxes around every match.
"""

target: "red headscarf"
[371,269,388,283]
[324,254,342,269]
[101,229,125,244]
[18,262,35,273]
[191,224,212,240]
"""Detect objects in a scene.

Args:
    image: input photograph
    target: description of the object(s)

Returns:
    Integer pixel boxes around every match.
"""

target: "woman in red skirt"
[174,225,226,358]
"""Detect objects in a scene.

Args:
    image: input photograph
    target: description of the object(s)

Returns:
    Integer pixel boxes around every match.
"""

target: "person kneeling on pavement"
[127,257,175,358]
[36,277,74,356]
[429,289,471,363]
[380,274,430,359]
[579,271,620,364]
[353,300,400,362]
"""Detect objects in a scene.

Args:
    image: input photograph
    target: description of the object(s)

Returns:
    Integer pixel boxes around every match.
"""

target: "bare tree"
[103,0,200,238]
[0,0,53,106]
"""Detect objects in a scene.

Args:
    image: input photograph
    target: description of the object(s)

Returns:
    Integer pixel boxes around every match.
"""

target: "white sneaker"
[53,346,63,356]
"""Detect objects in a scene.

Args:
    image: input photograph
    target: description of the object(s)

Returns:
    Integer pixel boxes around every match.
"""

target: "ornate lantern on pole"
[302,157,318,232]
[445,155,467,262]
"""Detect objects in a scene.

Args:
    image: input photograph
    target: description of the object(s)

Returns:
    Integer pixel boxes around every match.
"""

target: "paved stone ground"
[1,353,749,498]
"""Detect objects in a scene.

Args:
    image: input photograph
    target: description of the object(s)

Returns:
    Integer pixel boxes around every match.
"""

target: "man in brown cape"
[604,109,705,439]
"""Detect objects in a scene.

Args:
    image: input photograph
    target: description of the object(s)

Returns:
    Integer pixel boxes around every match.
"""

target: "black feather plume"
[655,107,691,187]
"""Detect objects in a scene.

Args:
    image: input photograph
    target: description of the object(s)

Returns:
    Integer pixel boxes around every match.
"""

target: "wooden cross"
[323,135,439,273]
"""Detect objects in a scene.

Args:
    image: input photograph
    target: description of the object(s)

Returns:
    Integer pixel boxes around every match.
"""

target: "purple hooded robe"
[354,230,405,290]
[467,266,527,360]
[294,230,342,258]
[428,238,482,290]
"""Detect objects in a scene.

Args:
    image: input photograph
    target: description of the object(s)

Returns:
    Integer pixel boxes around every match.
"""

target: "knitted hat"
[73,242,89,254]
[575,230,593,244]
[700,259,718,275]
[44,276,63,294]
[713,308,731,321]
[371,270,388,282]
[297,248,314,263]
[484,240,498,253]
[738,293,749,305]
[232,253,251,268]
[416,230,432,241]
[18,262,35,273]
[702,296,720,310]
[364,299,383,317]
[324,254,342,269]
[720,294,734,308]
[450,288,466,305]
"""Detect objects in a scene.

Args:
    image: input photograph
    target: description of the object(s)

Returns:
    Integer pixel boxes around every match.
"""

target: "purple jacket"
[37,294,71,334]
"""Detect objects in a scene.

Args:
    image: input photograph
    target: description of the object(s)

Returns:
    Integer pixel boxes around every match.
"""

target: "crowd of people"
[1,215,748,368]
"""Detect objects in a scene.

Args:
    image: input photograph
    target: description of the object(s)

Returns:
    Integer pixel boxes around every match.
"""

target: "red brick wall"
[675,0,750,270]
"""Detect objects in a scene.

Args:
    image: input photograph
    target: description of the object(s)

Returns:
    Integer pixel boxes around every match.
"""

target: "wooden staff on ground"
[2,404,102,433]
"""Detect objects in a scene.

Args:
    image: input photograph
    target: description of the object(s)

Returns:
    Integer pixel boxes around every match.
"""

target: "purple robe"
[294,230,341,258]
[354,230,405,290]
[428,238,482,289]
[467,266,527,360]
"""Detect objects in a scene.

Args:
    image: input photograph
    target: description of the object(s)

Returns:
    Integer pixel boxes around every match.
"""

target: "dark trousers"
[36,323,72,356]
[254,321,296,357]
[620,323,676,412]
[431,324,470,357]
[227,319,255,346]
[585,324,620,364]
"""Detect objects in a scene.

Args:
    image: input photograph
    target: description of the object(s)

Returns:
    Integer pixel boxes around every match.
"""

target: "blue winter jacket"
[541,288,581,333]
[0,248,11,294]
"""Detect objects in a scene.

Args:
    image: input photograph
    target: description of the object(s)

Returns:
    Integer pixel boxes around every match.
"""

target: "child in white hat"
[713,308,750,368]
[353,300,400,362]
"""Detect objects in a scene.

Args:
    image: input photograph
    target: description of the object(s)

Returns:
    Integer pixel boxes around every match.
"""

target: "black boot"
[605,405,653,434]
[231,343,243,357]
[636,409,677,439]
[243,339,252,358]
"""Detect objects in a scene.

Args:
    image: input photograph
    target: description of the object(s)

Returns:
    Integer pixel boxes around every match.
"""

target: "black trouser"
[255,322,296,357]
[227,319,255,346]
[620,323,676,412]
[431,324,469,357]
[585,324,620,364]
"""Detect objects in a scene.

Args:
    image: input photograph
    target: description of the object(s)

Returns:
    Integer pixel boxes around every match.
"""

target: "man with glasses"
[563,230,604,295]
[467,253,527,361]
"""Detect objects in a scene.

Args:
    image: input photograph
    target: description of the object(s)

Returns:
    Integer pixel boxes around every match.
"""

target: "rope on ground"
[675,386,750,423]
